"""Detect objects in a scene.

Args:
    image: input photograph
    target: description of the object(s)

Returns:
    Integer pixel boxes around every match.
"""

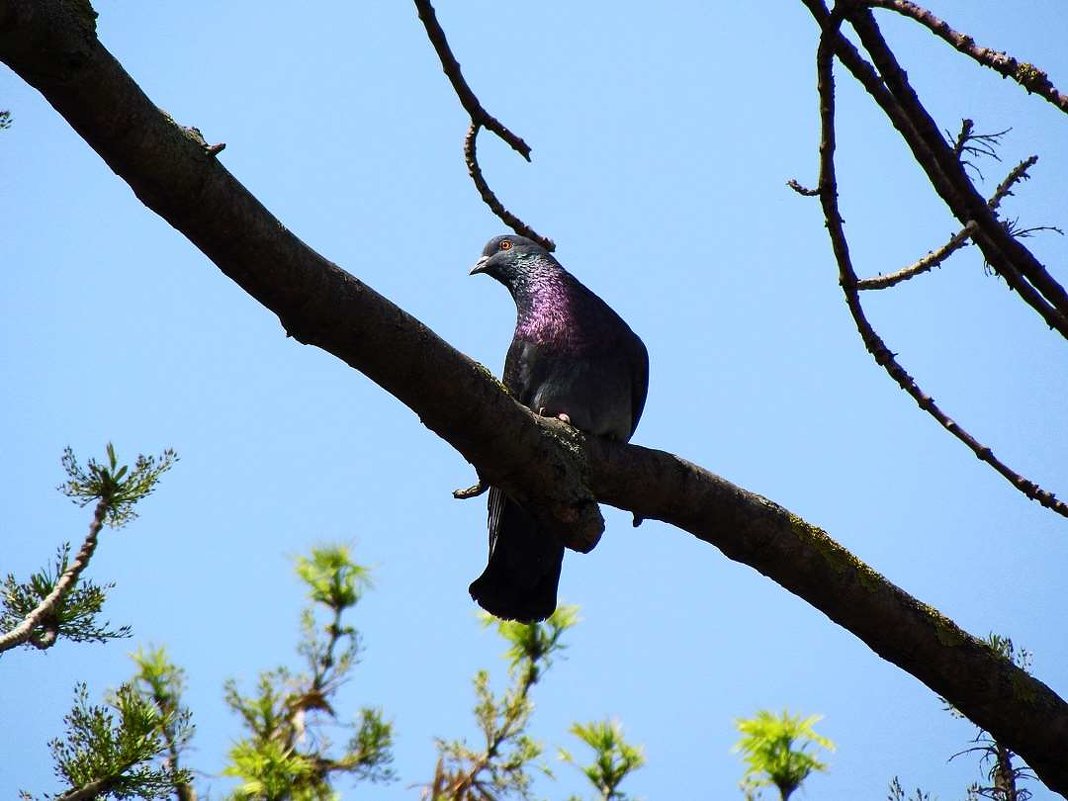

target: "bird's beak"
[470,255,490,276]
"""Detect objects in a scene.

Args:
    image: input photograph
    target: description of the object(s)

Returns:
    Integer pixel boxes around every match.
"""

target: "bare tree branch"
[989,156,1040,210]
[858,155,1038,291]
[857,221,977,290]
[56,773,125,801]
[0,498,107,654]
[864,0,1068,115]
[464,122,554,250]
[800,0,1068,339]
[844,6,1068,334]
[412,0,554,250]
[787,178,821,196]
[947,119,1008,181]
[3,0,1068,794]
[797,0,1068,523]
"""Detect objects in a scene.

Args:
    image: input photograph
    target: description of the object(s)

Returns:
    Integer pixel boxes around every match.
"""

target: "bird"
[468,234,649,622]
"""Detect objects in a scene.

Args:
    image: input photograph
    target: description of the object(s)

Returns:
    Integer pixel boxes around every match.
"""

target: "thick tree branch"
[587,437,1068,796]
[3,1,1068,794]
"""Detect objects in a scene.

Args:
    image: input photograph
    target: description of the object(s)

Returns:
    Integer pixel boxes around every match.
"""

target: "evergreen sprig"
[59,443,177,528]
[1,445,175,654]
[2,544,131,648]
[130,647,196,801]
[21,681,192,801]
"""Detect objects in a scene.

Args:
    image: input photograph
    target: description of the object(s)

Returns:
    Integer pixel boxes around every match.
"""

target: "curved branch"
[845,7,1068,336]
[412,0,553,249]
[857,221,976,290]
[860,154,1039,291]
[807,3,1068,520]
[464,123,555,251]
[989,155,1040,210]
[864,0,1068,115]
[801,1,1068,339]
[57,774,125,801]
[2,0,1068,793]
[412,0,529,159]
[0,498,108,654]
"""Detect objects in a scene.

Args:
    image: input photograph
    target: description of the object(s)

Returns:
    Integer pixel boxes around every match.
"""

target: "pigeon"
[468,234,649,622]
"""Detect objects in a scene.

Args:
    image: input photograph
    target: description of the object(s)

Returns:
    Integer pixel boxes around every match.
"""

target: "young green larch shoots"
[560,719,644,801]
[733,709,834,801]
[427,605,578,801]
[223,545,394,800]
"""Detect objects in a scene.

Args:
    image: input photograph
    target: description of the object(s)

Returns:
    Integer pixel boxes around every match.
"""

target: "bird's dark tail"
[469,488,564,623]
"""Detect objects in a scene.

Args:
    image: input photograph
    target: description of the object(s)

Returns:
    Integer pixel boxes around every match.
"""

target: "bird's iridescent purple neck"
[507,255,592,345]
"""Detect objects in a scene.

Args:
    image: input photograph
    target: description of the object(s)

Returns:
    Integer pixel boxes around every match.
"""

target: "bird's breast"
[507,338,635,441]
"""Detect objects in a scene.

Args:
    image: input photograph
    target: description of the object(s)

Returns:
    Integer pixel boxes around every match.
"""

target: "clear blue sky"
[3,1,1067,798]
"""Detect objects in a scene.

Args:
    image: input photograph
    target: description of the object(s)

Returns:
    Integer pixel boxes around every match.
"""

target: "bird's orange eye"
[499,240,513,251]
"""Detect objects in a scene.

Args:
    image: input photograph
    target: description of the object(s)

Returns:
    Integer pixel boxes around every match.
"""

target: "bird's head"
[470,234,551,286]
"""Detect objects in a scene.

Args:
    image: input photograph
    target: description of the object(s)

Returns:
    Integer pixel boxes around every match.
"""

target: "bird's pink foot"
[536,407,572,425]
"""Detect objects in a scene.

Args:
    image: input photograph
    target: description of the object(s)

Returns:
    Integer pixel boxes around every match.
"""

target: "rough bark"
[1,0,1066,794]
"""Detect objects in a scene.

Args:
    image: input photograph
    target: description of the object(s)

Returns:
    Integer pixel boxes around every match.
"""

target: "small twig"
[864,0,1068,115]
[947,119,1008,180]
[858,221,977,290]
[0,497,109,654]
[183,125,225,158]
[465,123,554,251]
[1003,219,1064,241]
[857,153,1050,294]
[989,156,1039,210]
[948,118,973,160]
[812,4,1068,520]
[787,178,821,196]
[453,479,488,500]
[948,118,1008,162]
